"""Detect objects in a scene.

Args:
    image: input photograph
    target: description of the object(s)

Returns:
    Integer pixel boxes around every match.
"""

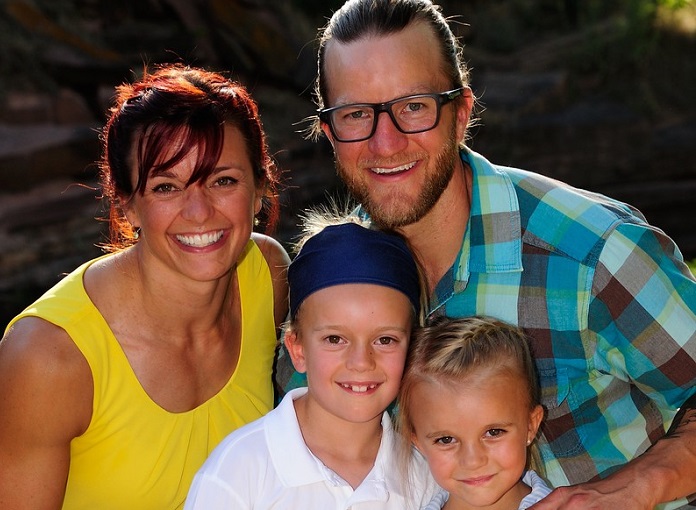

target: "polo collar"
[266,388,398,503]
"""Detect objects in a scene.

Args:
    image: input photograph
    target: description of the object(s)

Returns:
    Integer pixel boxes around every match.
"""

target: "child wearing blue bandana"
[185,221,439,509]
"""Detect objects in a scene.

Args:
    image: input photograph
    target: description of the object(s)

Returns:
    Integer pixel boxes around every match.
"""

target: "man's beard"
[336,129,460,230]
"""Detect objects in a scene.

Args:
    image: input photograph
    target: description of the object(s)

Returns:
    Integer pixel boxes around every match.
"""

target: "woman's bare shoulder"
[251,232,291,272]
[251,233,290,328]
[0,317,93,433]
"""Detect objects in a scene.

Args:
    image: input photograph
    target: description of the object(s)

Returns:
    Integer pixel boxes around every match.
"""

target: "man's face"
[321,22,472,229]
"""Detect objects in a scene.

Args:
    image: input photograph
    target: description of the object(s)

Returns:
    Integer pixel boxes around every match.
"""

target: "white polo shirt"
[184,388,439,509]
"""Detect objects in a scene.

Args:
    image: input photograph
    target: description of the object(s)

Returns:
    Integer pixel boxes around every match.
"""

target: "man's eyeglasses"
[318,87,465,143]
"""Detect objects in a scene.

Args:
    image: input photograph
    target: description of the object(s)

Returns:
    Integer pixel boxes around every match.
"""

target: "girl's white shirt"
[422,469,552,510]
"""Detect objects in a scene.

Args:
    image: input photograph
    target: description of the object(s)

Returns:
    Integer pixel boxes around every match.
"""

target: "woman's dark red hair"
[99,64,280,250]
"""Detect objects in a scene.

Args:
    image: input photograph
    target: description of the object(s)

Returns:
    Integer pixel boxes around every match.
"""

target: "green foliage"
[661,0,694,8]
[687,259,696,275]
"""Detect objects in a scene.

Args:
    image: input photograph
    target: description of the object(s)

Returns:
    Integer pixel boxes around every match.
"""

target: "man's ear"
[284,329,307,374]
[455,87,474,144]
[320,123,335,149]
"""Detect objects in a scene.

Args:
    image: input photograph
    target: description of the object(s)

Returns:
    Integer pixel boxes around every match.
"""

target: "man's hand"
[528,478,655,510]
[529,400,696,510]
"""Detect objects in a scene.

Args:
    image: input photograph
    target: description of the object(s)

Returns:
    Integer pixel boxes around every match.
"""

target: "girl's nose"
[460,440,487,470]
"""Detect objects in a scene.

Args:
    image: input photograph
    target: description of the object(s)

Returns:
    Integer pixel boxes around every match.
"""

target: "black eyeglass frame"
[318,87,466,143]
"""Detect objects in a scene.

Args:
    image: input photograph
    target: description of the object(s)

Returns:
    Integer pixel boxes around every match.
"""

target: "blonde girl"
[398,316,550,510]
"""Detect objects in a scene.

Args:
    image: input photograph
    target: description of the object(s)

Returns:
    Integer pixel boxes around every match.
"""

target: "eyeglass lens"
[330,95,439,141]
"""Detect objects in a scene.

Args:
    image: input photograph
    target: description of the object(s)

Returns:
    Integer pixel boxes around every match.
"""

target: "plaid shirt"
[278,149,696,507]
[432,149,695,508]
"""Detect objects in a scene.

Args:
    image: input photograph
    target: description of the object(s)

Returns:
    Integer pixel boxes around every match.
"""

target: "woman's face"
[124,124,262,283]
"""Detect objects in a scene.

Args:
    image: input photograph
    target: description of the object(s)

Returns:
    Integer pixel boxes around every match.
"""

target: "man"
[288,0,696,508]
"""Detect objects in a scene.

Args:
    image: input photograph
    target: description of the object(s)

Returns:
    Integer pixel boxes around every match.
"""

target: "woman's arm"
[0,318,93,510]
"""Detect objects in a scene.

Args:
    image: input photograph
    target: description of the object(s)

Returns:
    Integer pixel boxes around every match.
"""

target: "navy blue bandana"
[288,222,421,318]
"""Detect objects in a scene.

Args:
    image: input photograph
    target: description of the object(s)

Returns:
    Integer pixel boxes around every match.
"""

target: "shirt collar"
[266,388,325,486]
[266,387,397,503]
[456,148,523,277]
[429,149,523,315]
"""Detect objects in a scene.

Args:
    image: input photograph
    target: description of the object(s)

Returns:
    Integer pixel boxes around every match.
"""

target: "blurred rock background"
[1,0,695,327]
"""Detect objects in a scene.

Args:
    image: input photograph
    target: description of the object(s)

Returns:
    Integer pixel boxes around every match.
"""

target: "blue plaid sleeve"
[590,220,696,410]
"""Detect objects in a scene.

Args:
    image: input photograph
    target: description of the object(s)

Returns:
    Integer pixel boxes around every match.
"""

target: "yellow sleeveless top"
[7,239,276,509]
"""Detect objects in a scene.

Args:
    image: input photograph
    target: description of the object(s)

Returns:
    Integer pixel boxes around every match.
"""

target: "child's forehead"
[295,283,414,327]
[410,373,534,432]
[426,363,528,392]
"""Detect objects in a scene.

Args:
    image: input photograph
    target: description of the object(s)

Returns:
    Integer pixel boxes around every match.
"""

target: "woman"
[0,64,289,509]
